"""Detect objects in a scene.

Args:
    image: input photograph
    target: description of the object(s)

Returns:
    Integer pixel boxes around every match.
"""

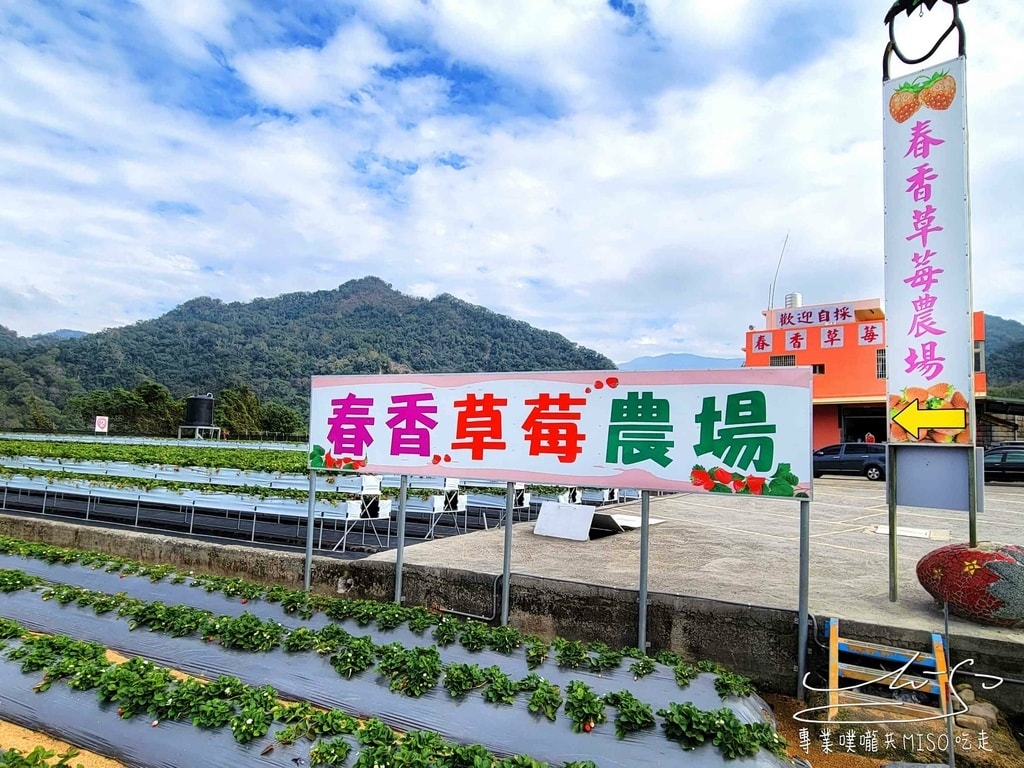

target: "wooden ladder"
[826,618,949,721]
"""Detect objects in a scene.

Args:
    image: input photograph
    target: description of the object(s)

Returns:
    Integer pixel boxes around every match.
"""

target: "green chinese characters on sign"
[605,391,674,468]
[693,391,776,473]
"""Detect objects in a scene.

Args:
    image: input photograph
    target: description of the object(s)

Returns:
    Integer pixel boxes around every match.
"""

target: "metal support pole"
[303,470,316,591]
[887,447,898,602]
[797,499,810,701]
[969,447,982,547]
[394,475,409,605]
[638,490,650,653]
[500,482,514,626]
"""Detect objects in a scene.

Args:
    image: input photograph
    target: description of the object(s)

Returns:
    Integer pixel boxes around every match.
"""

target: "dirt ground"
[766,693,888,768]
[0,718,125,767]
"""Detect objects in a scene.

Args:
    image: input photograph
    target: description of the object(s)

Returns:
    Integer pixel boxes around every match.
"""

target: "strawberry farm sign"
[883,55,974,446]
[308,369,813,497]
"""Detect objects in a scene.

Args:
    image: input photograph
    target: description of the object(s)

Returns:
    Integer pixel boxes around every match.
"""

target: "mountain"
[0,277,615,430]
[618,353,744,371]
[32,329,87,341]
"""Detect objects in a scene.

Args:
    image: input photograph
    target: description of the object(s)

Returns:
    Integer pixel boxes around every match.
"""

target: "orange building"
[743,296,988,449]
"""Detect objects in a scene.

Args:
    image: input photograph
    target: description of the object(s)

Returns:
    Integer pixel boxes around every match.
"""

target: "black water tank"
[185,394,215,427]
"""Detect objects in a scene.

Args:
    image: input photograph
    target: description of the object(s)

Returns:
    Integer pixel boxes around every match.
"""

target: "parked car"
[983,447,1024,482]
[813,442,887,481]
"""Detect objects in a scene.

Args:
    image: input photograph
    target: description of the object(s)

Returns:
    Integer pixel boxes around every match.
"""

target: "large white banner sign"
[883,56,973,446]
[309,369,812,497]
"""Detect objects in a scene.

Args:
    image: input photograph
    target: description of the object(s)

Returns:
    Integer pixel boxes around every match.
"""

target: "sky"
[2,1,1022,365]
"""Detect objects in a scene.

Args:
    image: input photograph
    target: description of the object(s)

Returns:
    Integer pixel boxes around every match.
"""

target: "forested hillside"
[0,277,614,432]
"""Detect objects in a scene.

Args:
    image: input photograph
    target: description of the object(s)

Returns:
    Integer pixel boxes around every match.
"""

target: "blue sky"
[2,1,1022,364]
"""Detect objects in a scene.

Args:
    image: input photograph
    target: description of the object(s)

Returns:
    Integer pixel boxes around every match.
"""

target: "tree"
[215,385,262,437]
[260,401,303,437]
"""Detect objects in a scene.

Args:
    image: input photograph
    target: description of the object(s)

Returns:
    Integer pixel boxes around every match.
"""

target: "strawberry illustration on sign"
[887,70,956,123]
[918,71,956,110]
[889,85,921,123]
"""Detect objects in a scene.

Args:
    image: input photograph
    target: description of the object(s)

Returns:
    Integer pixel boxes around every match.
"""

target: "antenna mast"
[767,231,790,311]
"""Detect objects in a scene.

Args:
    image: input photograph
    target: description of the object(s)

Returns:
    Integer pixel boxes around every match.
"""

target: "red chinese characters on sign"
[785,331,806,352]
[858,323,883,346]
[821,327,844,348]
[775,305,855,328]
[752,333,773,353]
[521,392,587,463]
[450,392,508,460]
[902,120,948,381]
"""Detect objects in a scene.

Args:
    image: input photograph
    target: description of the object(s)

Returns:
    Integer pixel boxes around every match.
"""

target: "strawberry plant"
[442,662,486,698]
[192,696,235,729]
[375,603,411,631]
[480,665,518,705]
[283,625,318,652]
[0,616,25,639]
[673,661,699,688]
[0,747,85,768]
[95,656,174,718]
[714,669,755,698]
[520,674,562,722]
[308,708,358,737]
[553,637,587,669]
[406,608,438,635]
[377,643,442,697]
[658,701,715,749]
[524,636,549,668]
[436,743,495,768]
[458,620,491,652]
[355,717,398,748]
[432,616,460,646]
[487,625,521,654]
[629,656,655,679]
[0,568,41,592]
[314,623,353,655]
[586,641,622,673]
[603,689,655,739]
[563,763,599,768]
[210,611,285,651]
[330,635,377,678]
[563,680,606,733]
[308,737,352,766]
[160,677,209,721]
[496,758,546,768]
[230,704,272,743]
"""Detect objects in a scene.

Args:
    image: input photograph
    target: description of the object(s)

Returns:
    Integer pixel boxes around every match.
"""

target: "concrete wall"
[2,513,1020,715]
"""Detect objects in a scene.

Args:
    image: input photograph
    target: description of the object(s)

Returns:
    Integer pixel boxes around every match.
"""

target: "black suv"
[812,442,887,481]
[984,446,1024,482]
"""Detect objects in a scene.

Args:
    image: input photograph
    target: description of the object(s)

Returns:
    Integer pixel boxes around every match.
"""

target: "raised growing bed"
[0,537,799,768]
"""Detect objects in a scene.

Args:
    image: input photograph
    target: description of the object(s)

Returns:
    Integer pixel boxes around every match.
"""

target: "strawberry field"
[0,536,801,767]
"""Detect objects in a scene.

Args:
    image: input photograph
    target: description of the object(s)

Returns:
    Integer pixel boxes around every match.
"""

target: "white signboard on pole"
[94,415,109,434]
[883,56,973,446]
[309,369,813,498]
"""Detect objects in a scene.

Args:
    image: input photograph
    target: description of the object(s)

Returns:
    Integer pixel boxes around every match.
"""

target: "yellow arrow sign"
[892,399,967,438]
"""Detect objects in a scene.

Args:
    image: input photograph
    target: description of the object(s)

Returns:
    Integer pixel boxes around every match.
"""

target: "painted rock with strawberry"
[919,71,956,111]
[916,543,1024,628]
[889,85,921,123]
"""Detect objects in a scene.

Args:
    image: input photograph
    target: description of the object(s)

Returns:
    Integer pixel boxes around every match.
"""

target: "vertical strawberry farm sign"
[883,56,974,446]
[309,369,812,497]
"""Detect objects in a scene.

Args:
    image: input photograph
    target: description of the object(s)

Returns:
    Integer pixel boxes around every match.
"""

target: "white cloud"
[233,21,401,112]
[0,0,1022,373]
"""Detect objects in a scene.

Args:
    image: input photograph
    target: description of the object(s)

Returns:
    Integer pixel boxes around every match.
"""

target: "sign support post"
[638,490,650,653]
[303,470,316,591]
[394,475,408,604]
[500,482,514,626]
